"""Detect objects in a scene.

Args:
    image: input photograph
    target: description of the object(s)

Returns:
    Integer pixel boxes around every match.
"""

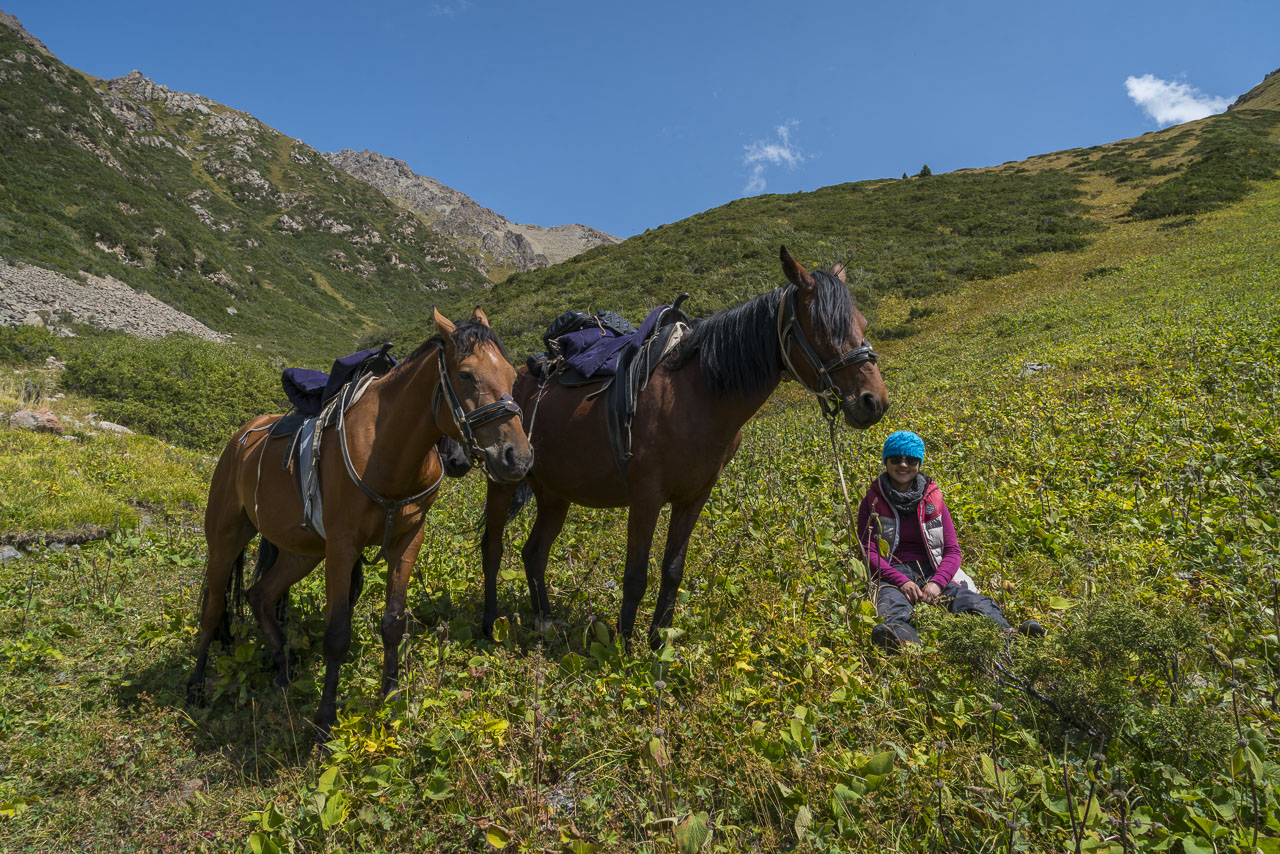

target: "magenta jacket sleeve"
[928,503,963,588]
[856,490,911,587]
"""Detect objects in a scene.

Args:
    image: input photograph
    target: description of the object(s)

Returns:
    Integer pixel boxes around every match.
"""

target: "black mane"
[402,319,510,365]
[668,269,854,398]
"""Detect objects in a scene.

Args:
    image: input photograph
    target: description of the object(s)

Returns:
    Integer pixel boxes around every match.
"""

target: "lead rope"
[524,364,553,444]
[827,414,875,604]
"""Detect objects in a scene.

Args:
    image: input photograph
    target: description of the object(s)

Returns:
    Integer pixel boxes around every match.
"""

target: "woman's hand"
[921,581,943,604]
[900,581,925,604]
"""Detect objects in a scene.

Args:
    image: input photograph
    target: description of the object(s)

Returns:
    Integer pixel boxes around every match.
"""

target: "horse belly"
[229,426,328,556]
[524,385,630,507]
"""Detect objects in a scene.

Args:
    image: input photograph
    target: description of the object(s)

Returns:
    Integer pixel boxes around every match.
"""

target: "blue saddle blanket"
[558,305,667,380]
[282,347,396,416]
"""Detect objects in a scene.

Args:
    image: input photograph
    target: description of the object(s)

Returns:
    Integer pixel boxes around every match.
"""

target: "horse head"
[778,246,889,429]
[433,307,534,482]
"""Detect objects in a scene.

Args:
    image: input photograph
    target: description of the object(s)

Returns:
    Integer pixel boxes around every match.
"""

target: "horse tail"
[349,556,365,608]
[508,480,534,522]
[472,480,535,547]
[251,537,291,626]
[214,549,247,647]
[252,537,280,583]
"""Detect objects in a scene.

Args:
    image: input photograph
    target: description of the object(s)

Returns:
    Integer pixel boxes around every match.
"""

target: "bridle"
[776,283,879,420]
[431,347,523,471]
[331,341,521,565]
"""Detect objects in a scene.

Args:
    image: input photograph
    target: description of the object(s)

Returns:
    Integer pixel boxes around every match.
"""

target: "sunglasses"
[885,455,921,466]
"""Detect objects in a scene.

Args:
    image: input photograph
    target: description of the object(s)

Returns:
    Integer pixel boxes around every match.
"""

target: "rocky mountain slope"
[0,11,491,361]
[324,149,620,279]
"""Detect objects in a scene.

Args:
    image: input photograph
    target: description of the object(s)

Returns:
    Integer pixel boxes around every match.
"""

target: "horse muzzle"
[482,442,534,483]
[841,391,889,429]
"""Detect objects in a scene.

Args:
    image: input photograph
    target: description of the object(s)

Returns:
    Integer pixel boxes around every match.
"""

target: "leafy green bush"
[59,334,283,450]
[0,326,61,365]
[939,596,1229,762]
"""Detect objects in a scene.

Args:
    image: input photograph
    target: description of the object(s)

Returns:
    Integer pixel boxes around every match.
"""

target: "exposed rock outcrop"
[0,9,52,57]
[324,149,620,277]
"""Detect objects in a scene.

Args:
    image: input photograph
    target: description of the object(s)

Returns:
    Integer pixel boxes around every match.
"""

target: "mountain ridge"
[324,149,620,280]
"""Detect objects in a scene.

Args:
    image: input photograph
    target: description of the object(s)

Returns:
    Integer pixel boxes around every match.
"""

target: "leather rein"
[776,284,879,420]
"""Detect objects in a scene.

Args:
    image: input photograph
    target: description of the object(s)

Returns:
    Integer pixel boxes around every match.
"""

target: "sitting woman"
[856,430,1041,651]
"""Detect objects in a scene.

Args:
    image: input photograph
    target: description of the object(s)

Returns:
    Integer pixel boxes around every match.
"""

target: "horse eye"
[458,371,476,384]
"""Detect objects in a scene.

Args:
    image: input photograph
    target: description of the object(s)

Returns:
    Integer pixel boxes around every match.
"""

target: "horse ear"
[433,308,457,342]
[780,245,816,290]
[830,262,847,284]
[471,306,490,327]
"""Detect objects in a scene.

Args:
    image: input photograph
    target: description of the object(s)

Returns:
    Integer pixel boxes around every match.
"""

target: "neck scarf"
[879,472,927,513]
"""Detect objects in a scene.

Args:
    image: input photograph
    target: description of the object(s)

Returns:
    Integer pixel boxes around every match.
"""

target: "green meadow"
[0,167,1277,852]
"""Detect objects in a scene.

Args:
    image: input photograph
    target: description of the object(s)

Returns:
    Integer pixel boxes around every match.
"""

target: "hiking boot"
[871,623,901,652]
[1017,619,1046,638]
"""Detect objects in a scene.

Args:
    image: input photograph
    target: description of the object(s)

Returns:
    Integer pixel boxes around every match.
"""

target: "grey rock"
[0,545,23,563]
[9,407,62,433]
[0,258,227,341]
[95,420,133,434]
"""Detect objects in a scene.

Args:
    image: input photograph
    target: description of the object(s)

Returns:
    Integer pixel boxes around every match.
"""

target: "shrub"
[1129,112,1280,219]
[60,333,283,450]
[0,325,61,365]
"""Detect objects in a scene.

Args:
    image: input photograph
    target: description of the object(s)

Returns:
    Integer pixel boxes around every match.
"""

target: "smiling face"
[884,454,921,490]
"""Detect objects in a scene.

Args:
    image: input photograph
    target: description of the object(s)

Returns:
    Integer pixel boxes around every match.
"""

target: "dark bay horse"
[188,309,533,737]
[480,247,888,648]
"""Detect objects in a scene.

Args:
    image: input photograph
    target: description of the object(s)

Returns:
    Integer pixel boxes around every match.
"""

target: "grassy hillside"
[1,161,1278,850]
[370,79,1280,358]
[0,26,488,363]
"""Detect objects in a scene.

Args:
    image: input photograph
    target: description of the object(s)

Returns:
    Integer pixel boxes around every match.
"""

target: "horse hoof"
[533,615,555,634]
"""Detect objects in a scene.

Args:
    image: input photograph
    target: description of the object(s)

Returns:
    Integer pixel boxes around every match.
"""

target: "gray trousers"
[875,561,1009,645]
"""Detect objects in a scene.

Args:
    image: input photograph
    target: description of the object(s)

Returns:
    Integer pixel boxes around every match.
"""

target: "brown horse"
[480,247,888,648]
[188,309,533,737]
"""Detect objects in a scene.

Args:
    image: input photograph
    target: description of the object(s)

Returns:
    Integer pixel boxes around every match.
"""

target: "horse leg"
[315,541,360,741]
[481,481,518,637]
[247,549,321,690]
[380,528,426,697]
[520,493,571,632]
[618,502,662,645]
[187,512,256,705]
[648,493,711,650]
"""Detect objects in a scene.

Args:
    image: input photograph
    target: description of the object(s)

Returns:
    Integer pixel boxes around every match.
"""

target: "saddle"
[262,345,397,537]
[528,295,691,474]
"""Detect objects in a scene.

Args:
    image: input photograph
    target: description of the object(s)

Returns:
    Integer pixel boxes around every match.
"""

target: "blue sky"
[7,0,1277,238]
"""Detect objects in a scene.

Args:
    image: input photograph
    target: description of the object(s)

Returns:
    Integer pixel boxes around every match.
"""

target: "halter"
[431,348,523,472]
[776,283,879,419]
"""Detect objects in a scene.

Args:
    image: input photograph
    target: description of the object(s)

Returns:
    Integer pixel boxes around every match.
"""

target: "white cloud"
[431,1,472,17]
[743,121,804,195]
[1125,74,1231,126]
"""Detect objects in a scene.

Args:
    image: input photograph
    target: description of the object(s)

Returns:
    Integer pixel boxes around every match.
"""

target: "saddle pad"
[606,320,687,474]
[295,416,326,538]
[557,304,669,381]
